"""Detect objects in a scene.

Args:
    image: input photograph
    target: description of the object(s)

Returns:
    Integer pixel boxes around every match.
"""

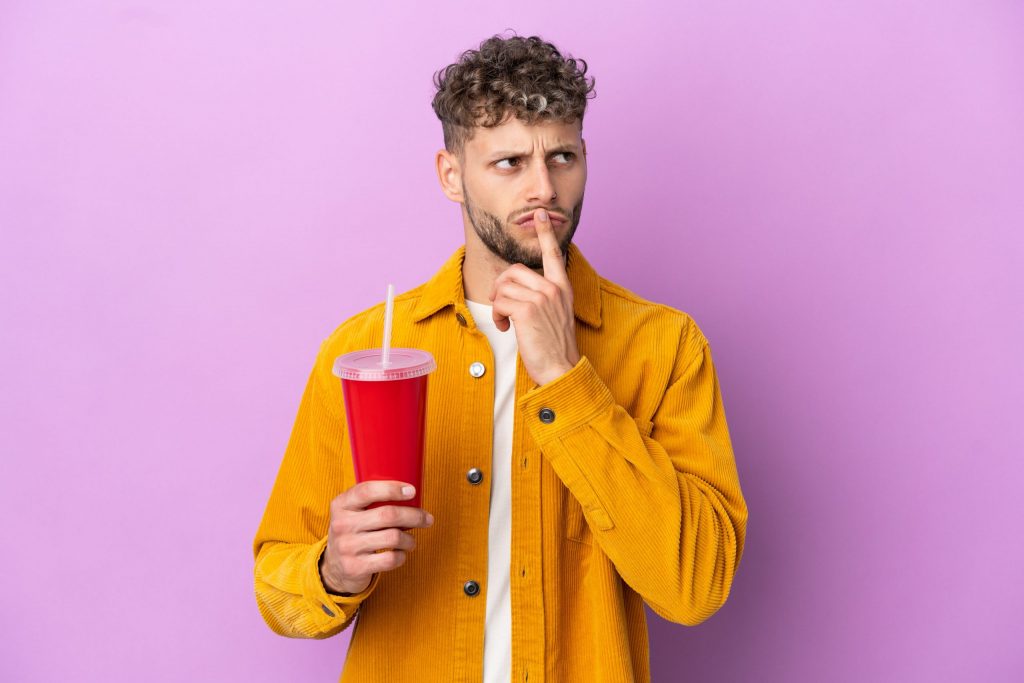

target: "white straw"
[381,283,395,367]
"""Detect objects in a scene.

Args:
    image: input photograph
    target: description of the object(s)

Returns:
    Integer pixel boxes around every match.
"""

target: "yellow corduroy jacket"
[253,242,748,683]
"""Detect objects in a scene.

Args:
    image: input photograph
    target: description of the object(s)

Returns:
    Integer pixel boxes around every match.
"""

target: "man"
[253,33,748,682]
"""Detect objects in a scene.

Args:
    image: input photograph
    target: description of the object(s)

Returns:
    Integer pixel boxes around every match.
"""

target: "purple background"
[2,2,1021,681]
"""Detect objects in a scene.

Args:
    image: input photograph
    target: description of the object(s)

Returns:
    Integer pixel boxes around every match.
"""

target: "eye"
[495,153,575,170]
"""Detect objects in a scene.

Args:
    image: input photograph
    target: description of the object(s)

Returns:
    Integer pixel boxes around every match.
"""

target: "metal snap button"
[455,312,467,326]
[538,407,555,424]
[320,604,336,617]
[469,361,486,378]
[463,580,480,597]
[466,467,484,485]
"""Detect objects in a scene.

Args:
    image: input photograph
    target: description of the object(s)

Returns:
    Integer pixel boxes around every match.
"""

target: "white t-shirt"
[465,298,516,683]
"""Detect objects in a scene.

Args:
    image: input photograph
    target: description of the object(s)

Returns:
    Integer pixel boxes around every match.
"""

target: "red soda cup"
[332,348,437,510]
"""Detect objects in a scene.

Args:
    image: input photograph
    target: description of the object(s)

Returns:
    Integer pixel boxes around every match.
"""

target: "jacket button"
[469,361,486,378]
[463,580,480,597]
[466,467,484,485]
[455,312,467,326]
[320,603,336,617]
[538,407,556,424]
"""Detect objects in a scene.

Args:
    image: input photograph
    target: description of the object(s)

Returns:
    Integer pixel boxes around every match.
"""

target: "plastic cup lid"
[332,348,437,382]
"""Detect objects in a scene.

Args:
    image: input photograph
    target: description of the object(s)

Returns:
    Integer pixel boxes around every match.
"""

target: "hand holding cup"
[319,480,434,595]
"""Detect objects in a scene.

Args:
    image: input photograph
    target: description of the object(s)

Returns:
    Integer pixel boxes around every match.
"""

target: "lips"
[515,210,567,225]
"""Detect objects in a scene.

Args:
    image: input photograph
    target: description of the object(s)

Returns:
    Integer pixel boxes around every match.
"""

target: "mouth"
[515,211,568,228]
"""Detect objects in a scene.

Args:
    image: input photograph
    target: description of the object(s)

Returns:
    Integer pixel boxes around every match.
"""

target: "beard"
[462,180,583,270]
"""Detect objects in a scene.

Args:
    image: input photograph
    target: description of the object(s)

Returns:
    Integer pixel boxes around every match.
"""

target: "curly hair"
[431,32,597,159]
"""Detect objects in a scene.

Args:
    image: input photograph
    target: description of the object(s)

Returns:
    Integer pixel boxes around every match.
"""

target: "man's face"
[454,117,587,270]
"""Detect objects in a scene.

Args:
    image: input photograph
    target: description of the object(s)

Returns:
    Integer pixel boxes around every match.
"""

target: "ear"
[436,149,464,203]
[581,138,587,157]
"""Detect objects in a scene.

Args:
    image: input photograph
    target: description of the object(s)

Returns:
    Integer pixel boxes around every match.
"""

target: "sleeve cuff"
[305,536,381,621]
[517,355,615,446]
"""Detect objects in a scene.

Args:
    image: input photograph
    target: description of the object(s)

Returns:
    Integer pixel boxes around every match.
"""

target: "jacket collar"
[411,242,603,329]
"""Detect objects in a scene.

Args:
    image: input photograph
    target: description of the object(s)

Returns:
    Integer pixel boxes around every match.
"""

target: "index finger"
[341,480,416,510]
[532,209,569,288]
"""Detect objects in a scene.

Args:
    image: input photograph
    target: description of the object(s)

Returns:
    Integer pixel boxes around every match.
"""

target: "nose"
[526,159,557,204]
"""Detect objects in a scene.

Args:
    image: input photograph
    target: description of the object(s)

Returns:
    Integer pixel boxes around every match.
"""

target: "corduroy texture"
[253,243,749,683]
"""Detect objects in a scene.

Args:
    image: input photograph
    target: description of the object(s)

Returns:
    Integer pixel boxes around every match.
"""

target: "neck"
[460,239,507,305]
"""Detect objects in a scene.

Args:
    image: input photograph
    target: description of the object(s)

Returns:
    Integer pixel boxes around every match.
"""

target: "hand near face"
[488,209,581,386]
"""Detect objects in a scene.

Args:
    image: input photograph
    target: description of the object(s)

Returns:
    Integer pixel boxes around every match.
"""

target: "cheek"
[474,182,516,219]
[560,169,586,200]
[576,165,588,187]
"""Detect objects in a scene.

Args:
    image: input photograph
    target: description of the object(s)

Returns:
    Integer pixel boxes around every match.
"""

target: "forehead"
[466,117,581,154]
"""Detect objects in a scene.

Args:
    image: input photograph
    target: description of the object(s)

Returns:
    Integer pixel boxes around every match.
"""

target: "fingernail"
[402,485,415,498]
[426,513,435,525]
[537,209,548,221]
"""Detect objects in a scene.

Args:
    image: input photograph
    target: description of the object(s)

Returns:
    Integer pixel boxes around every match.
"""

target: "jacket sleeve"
[252,345,381,639]
[517,320,748,626]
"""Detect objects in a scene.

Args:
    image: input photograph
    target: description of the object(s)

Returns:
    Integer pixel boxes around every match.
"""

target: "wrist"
[320,558,370,596]
[318,555,340,594]
[538,360,576,386]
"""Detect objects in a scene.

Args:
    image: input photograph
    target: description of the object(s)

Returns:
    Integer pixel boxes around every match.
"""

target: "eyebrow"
[489,144,579,160]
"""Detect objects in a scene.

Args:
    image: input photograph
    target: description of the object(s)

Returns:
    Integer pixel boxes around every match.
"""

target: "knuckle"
[335,536,355,559]
[380,506,400,526]
[330,519,346,537]
[340,488,360,509]
[334,511,355,534]
[375,551,390,570]
[357,480,379,500]
[389,550,407,569]
[330,495,346,516]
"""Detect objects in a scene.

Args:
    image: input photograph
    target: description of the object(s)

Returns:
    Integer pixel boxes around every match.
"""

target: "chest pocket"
[565,415,655,544]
